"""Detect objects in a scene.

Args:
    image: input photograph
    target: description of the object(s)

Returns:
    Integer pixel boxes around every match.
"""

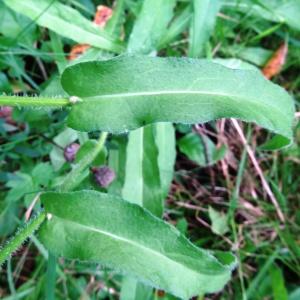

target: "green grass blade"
[221,0,300,32]
[270,264,288,300]
[127,0,176,54]
[4,0,124,53]
[158,5,192,49]
[188,0,220,57]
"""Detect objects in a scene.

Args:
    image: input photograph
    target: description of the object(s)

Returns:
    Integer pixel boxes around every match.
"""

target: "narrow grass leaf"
[222,0,300,32]
[108,136,127,195]
[122,125,163,217]
[158,5,192,49]
[120,277,153,300]
[4,0,124,53]
[270,265,288,300]
[155,123,176,198]
[189,0,220,57]
[127,0,176,54]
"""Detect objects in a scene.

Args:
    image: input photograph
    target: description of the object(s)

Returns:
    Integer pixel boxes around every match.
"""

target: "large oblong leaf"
[39,191,236,299]
[61,56,294,148]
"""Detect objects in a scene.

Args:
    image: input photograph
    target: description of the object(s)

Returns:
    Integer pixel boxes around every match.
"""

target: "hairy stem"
[0,95,70,107]
[0,212,46,266]
[0,132,108,266]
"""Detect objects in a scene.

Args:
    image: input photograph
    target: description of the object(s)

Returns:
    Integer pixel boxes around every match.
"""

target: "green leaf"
[231,46,272,67]
[58,133,107,192]
[290,288,300,300]
[158,5,192,49]
[178,132,227,166]
[122,0,177,217]
[5,173,34,202]
[108,136,127,195]
[127,0,176,54]
[120,277,153,300]
[0,201,19,236]
[122,125,163,217]
[222,0,300,32]
[189,0,220,57]
[259,135,291,150]
[4,0,124,53]
[212,58,259,71]
[106,0,125,39]
[0,1,37,45]
[270,265,288,300]
[49,128,78,171]
[32,162,54,187]
[246,250,279,299]
[49,31,68,74]
[75,140,106,166]
[62,55,294,149]
[39,190,237,299]
[176,218,188,235]
[120,125,175,221]
[0,72,12,93]
[208,206,229,236]
[155,123,176,198]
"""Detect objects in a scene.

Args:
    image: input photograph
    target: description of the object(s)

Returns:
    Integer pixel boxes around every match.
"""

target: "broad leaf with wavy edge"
[39,190,237,299]
[62,56,294,149]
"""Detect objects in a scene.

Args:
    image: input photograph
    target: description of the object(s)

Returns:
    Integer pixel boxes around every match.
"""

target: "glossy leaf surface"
[39,190,237,299]
[62,55,294,148]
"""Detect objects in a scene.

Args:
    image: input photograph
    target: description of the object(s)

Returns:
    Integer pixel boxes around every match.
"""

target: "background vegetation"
[0,0,299,299]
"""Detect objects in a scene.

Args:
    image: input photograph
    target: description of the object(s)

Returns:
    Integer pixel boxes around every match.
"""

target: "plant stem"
[231,219,247,300]
[227,126,250,220]
[59,132,109,192]
[7,257,16,296]
[0,95,70,107]
[0,131,108,281]
[0,212,46,267]
[46,253,57,300]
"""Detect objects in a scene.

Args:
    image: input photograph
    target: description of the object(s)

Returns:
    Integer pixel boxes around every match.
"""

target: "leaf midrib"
[81,90,290,125]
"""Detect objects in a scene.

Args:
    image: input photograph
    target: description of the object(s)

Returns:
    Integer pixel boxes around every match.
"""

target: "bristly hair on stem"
[0,95,70,108]
[0,212,46,267]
